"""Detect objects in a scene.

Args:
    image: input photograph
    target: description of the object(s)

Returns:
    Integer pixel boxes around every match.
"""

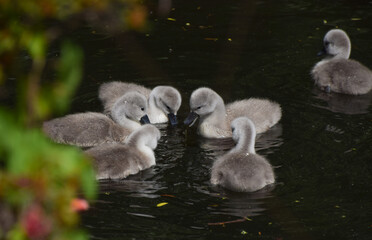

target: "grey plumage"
[99,82,151,114]
[43,92,148,147]
[185,87,281,138]
[85,125,161,180]
[98,81,182,124]
[311,29,372,95]
[210,117,275,192]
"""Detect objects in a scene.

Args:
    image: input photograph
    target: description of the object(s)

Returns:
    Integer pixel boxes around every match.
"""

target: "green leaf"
[53,41,83,113]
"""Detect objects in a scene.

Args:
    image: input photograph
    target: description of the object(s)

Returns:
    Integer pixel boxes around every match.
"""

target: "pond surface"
[65,0,372,239]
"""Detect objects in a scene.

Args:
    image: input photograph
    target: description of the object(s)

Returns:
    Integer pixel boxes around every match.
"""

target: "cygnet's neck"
[201,95,229,130]
[111,109,141,131]
[148,93,168,123]
[230,128,256,155]
[333,49,350,60]
[126,131,156,165]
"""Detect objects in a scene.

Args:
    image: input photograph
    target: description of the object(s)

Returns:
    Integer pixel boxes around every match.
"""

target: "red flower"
[21,204,51,239]
[70,198,89,212]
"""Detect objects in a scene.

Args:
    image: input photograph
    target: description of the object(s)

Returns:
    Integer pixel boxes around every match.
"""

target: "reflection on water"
[312,88,372,115]
[97,179,166,198]
[198,123,283,157]
[209,186,275,218]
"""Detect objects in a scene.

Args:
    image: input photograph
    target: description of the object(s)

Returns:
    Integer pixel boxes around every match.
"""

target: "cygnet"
[184,87,281,138]
[43,92,150,147]
[85,124,161,180]
[311,29,372,95]
[99,81,182,125]
[210,117,275,192]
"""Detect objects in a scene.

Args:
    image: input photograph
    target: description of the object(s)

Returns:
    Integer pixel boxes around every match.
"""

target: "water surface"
[65,0,372,239]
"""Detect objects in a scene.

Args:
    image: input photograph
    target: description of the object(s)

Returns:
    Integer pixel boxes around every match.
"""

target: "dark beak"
[184,111,199,127]
[168,113,178,126]
[140,115,151,124]
[324,85,331,93]
[317,47,326,56]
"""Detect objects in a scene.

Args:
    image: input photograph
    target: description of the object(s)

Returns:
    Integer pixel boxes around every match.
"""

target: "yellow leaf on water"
[167,18,176,21]
[157,202,168,207]
[241,230,247,235]
[351,18,362,21]
[323,19,327,24]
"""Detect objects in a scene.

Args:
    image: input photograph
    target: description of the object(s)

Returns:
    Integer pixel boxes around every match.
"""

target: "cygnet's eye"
[141,107,145,111]
[231,127,235,132]
[196,106,202,110]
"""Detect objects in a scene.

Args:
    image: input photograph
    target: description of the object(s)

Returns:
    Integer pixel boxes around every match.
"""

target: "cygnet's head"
[318,29,351,59]
[151,86,182,125]
[112,92,150,124]
[184,87,223,126]
[126,124,161,149]
[231,117,256,143]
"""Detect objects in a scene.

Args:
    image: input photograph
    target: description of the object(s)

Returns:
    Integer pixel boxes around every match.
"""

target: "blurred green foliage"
[0,0,147,239]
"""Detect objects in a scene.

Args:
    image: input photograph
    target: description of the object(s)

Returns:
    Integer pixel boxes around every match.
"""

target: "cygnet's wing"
[99,81,152,113]
[226,98,282,134]
[43,112,130,147]
[85,143,152,179]
[325,59,372,95]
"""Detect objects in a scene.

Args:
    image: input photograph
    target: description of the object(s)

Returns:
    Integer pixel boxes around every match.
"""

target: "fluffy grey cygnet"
[43,92,149,147]
[311,29,372,95]
[210,117,275,192]
[184,87,282,138]
[99,81,182,125]
[85,124,161,180]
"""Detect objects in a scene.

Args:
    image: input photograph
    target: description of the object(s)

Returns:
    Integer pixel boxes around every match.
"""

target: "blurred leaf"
[28,33,46,60]
[53,41,83,113]
[79,162,98,200]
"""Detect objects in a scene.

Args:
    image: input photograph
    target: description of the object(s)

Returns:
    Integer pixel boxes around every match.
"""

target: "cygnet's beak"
[317,47,326,56]
[184,111,199,127]
[168,113,178,126]
[140,115,151,124]
[324,85,331,93]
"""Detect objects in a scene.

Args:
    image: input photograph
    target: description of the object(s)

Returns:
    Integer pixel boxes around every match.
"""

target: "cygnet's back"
[99,81,151,114]
[311,29,372,95]
[210,117,275,192]
[226,98,282,134]
[85,125,161,180]
[43,92,149,147]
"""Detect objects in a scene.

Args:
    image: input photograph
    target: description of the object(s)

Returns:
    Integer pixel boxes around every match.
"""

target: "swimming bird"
[184,87,281,138]
[311,29,372,95]
[85,124,161,180]
[43,92,150,147]
[210,117,275,192]
[99,81,182,125]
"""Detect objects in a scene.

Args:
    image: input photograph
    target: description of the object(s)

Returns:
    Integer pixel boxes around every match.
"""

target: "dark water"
[62,0,372,239]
